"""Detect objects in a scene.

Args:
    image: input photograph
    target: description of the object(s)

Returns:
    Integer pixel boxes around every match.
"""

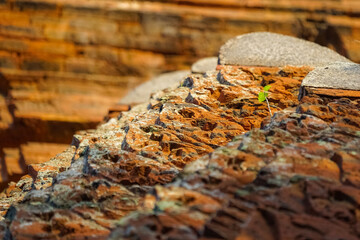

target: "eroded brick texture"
[2,65,359,239]
[1,0,360,187]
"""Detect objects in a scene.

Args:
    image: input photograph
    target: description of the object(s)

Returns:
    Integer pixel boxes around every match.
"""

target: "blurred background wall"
[0,0,359,188]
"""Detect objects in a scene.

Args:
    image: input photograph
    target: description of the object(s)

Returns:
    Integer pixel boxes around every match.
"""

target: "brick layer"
[1,0,360,187]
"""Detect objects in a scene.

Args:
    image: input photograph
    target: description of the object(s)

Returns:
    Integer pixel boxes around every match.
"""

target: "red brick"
[0,51,17,68]
[0,10,30,25]
[30,40,76,57]
[0,38,28,52]
[0,24,43,39]
[14,0,57,11]
[68,18,118,33]
[303,87,360,98]
[20,57,61,71]
[64,57,120,75]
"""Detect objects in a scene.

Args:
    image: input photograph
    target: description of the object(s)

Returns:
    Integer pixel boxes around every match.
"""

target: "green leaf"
[264,92,268,98]
[258,92,266,102]
[263,85,271,91]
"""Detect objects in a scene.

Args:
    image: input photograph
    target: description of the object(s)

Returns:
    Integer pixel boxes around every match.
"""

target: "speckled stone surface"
[1,65,322,239]
[301,62,360,90]
[219,32,352,67]
[119,70,190,105]
[1,33,360,240]
[191,57,218,74]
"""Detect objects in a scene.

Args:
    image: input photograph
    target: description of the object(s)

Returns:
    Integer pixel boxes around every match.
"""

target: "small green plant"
[258,85,272,117]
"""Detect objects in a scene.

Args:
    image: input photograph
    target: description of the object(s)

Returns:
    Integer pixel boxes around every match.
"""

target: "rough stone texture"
[119,70,190,105]
[0,1,360,238]
[1,142,72,187]
[0,65,319,239]
[1,63,359,239]
[0,145,75,219]
[191,57,218,74]
[219,32,352,67]
[110,95,360,240]
[1,61,360,239]
[2,0,360,188]
[301,62,360,91]
[301,87,360,99]
[0,69,145,188]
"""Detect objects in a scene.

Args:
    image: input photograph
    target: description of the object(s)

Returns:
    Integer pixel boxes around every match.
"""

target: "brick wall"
[1,0,360,188]
[1,0,359,82]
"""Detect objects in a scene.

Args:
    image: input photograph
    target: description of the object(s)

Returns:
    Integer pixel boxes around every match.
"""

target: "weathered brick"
[0,55,17,68]
[95,34,128,48]
[44,27,97,45]
[0,10,30,25]
[30,41,76,57]
[64,57,120,75]
[225,19,268,32]
[141,13,181,36]
[75,46,166,76]
[183,15,224,30]
[62,4,105,17]
[79,45,119,63]
[14,0,57,11]
[67,30,98,45]
[68,18,118,33]
[178,28,222,55]
[0,24,43,39]
[100,34,183,54]
[118,22,142,35]
[0,38,28,52]
[117,48,166,71]
[43,26,69,41]
[107,10,140,22]
[30,15,65,27]
[20,58,61,71]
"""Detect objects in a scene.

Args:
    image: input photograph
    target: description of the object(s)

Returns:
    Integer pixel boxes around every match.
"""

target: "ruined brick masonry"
[0,1,360,239]
[2,0,360,187]
[0,60,359,239]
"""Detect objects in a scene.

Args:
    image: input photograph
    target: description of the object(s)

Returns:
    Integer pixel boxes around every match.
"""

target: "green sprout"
[258,85,272,117]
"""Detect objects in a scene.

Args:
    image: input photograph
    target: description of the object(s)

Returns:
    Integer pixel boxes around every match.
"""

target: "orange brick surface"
[1,0,360,188]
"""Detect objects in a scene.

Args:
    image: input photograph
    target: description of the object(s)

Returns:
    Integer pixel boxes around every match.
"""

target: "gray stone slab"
[119,70,190,105]
[301,62,360,91]
[191,57,218,74]
[219,32,352,67]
